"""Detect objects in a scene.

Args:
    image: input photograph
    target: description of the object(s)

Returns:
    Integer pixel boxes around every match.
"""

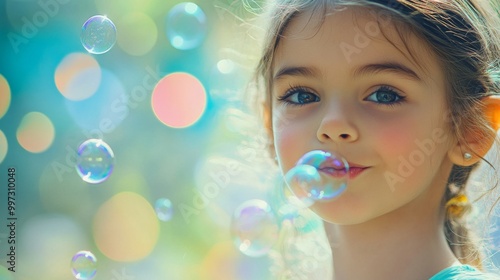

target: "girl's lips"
[319,167,369,179]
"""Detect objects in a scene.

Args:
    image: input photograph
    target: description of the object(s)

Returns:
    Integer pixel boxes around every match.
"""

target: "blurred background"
[1,0,500,279]
[0,0,282,279]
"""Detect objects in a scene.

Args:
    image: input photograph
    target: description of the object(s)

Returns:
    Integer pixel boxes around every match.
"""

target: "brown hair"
[253,0,500,269]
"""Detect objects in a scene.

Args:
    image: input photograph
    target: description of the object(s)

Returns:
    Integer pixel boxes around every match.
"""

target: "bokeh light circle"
[16,112,55,153]
[81,15,117,54]
[151,72,206,128]
[71,251,97,280]
[93,192,159,262]
[64,68,126,130]
[0,74,11,118]
[209,59,247,102]
[230,199,279,257]
[76,139,115,184]
[217,59,234,74]
[18,214,89,279]
[55,53,101,101]
[154,198,174,222]
[166,2,207,50]
[0,130,7,164]
[116,12,157,56]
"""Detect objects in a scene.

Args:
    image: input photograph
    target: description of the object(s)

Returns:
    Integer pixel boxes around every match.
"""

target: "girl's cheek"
[274,126,300,171]
[372,121,422,159]
[273,116,309,171]
[379,129,415,154]
[372,118,451,177]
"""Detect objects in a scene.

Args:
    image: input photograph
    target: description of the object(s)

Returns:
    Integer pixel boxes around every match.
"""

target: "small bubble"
[71,251,97,280]
[81,15,117,54]
[166,2,207,50]
[76,139,115,184]
[231,199,279,257]
[155,198,174,222]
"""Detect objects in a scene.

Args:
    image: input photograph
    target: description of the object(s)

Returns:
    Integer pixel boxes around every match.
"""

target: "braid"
[444,163,483,269]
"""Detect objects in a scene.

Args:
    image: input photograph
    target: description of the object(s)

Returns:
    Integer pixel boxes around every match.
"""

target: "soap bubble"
[81,15,117,54]
[285,150,349,203]
[166,2,207,50]
[71,251,97,280]
[76,139,115,184]
[155,198,174,221]
[231,199,279,257]
[283,165,319,208]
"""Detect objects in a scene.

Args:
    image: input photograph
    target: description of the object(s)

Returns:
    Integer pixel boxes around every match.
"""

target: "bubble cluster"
[71,251,97,280]
[155,198,174,221]
[76,139,115,184]
[231,199,279,257]
[166,2,207,50]
[81,15,117,54]
[284,150,349,205]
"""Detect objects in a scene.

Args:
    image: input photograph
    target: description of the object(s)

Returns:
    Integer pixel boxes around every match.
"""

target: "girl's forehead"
[274,6,442,84]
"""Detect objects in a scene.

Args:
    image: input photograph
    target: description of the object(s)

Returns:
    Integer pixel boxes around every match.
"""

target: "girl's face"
[272,8,457,224]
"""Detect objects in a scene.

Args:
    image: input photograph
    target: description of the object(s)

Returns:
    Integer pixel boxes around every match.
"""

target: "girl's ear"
[448,95,500,166]
[485,95,500,131]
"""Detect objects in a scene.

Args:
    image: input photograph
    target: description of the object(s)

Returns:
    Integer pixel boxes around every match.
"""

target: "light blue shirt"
[430,265,500,280]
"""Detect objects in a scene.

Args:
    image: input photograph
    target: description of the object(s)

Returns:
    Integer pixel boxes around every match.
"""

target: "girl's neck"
[324,198,458,280]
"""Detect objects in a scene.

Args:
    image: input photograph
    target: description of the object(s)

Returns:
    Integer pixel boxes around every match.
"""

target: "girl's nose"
[316,105,358,143]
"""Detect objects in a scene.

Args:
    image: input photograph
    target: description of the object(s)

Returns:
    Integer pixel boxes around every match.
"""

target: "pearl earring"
[464,152,472,160]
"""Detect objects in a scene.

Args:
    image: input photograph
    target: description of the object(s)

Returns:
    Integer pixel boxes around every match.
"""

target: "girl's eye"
[365,86,405,106]
[278,87,320,106]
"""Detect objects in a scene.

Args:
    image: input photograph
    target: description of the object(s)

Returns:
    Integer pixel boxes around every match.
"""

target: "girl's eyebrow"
[352,62,422,82]
[273,62,421,82]
[273,66,320,81]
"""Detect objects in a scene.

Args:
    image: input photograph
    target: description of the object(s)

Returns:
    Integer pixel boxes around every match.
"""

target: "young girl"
[252,0,500,279]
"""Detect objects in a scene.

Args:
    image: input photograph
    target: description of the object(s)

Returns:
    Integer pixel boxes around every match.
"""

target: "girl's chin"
[309,201,382,226]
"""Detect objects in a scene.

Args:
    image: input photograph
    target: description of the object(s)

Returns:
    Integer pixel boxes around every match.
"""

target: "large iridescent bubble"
[284,150,349,204]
